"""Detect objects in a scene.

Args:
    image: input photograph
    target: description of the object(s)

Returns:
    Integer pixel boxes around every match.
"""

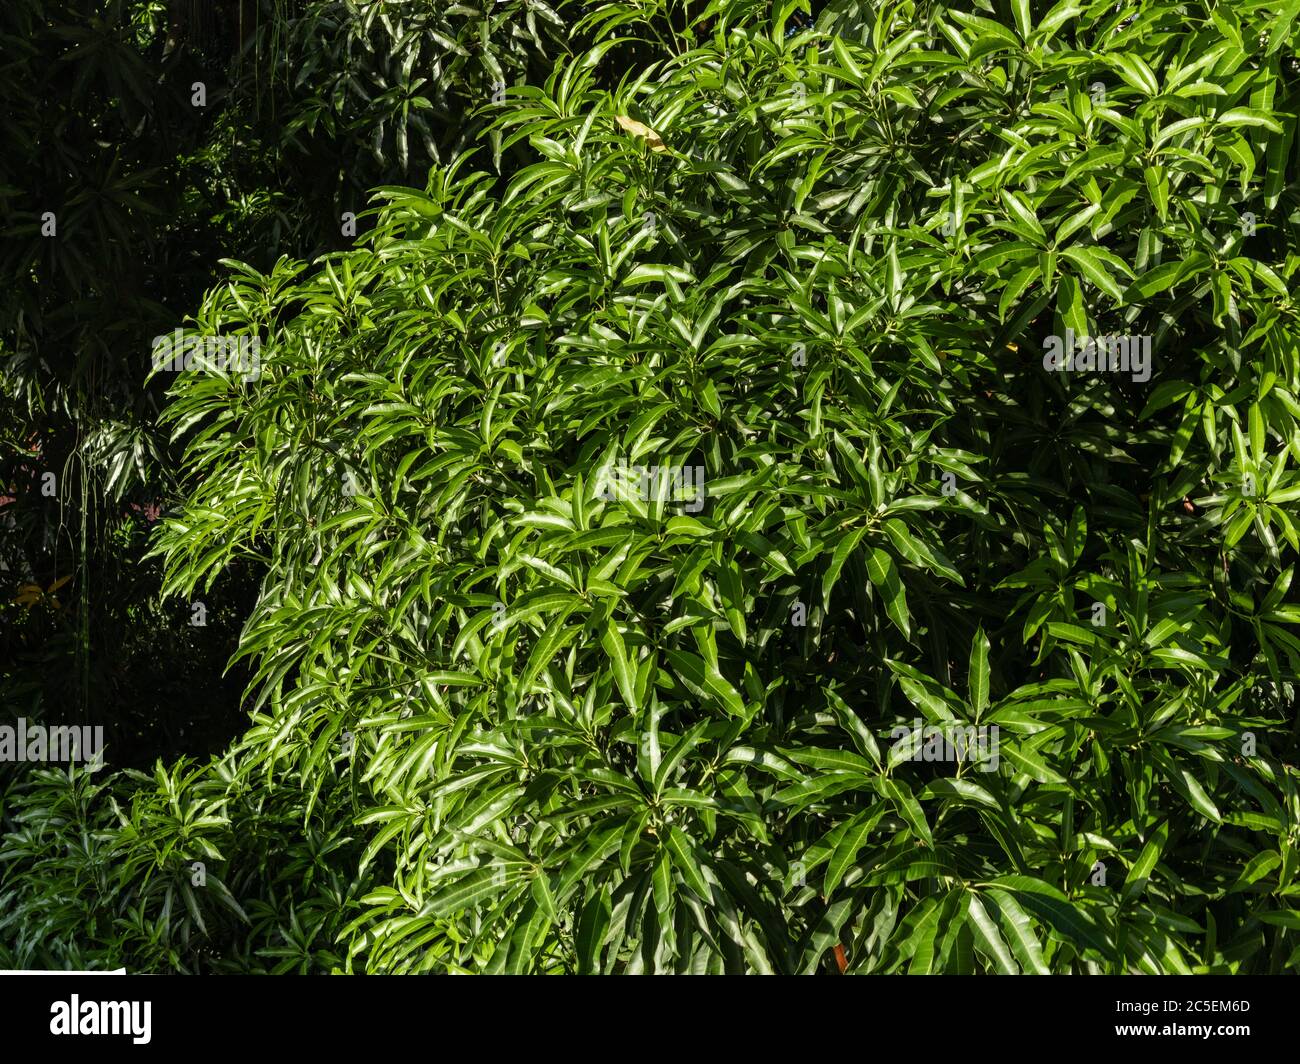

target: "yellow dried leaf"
[615,114,668,152]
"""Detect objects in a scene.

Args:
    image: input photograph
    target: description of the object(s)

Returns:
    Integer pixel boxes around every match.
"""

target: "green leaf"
[881,778,933,848]
[822,525,868,609]
[1123,820,1168,902]
[988,889,1050,974]
[967,893,1019,974]
[1062,246,1131,305]
[867,547,910,638]
[601,617,639,712]
[664,648,747,717]
[1056,272,1087,337]
[575,890,612,974]
[989,876,1111,957]
[1002,741,1067,784]
[1109,54,1159,97]
[666,826,712,901]
[1217,107,1284,134]
[969,626,990,718]
[824,809,880,896]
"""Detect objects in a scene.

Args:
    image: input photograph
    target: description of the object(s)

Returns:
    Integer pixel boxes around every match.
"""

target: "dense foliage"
[4,0,1300,974]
